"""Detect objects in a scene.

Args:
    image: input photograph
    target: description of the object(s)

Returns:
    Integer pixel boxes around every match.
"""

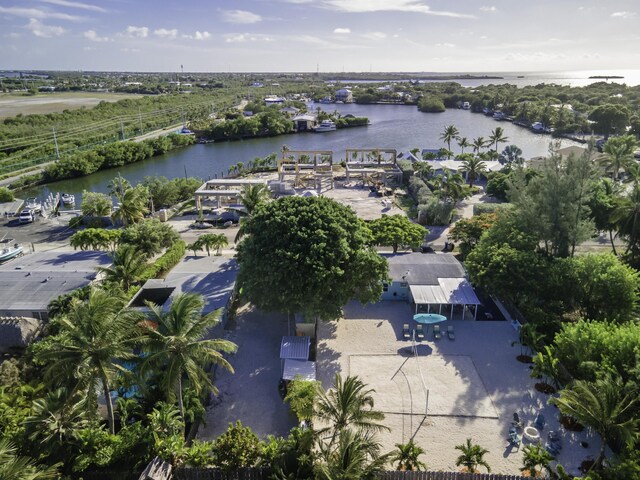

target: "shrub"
[138,240,185,282]
[211,421,264,472]
[408,176,433,204]
[284,377,320,422]
[418,198,454,225]
[417,96,446,113]
[0,187,14,202]
[473,203,513,215]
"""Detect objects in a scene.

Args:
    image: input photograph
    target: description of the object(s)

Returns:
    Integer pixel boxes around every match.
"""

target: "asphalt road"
[1,213,75,246]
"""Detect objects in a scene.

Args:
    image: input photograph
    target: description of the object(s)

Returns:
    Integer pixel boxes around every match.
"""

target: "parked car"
[18,209,35,224]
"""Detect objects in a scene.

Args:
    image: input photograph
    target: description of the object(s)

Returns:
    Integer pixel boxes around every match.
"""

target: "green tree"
[69,228,121,251]
[212,421,264,472]
[457,136,471,155]
[81,191,112,217]
[454,438,491,473]
[391,440,427,471]
[588,178,623,255]
[236,197,389,321]
[98,244,147,291]
[112,185,149,226]
[0,438,60,480]
[472,137,487,154]
[489,126,508,152]
[460,156,487,188]
[588,104,631,139]
[0,186,15,202]
[613,184,640,263]
[368,215,428,253]
[284,377,319,422]
[500,145,524,165]
[238,183,272,214]
[414,161,434,180]
[196,233,228,256]
[120,219,180,256]
[521,442,554,477]
[141,293,237,425]
[35,288,138,434]
[550,375,639,468]
[449,213,498,258]
[439,125,459,159]
[598,135,637,181]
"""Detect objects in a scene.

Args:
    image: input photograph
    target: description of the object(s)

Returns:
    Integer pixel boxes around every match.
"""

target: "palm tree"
[589,178,622,255]
[197,233,228,256]
[454,438,491,473]
[460,156,487,188]
[315,429,390,480]
[500,144,524,165]
[107,173,131,198]
[472,137,487,154]
[315,374,388,444]
[613,184,640,261]
[112,185,149,226]
[187,240,202,257]
[457,136,470,154]
[414,161,434,180]
[550,375,639,468]
[35,289,138,434]
[238,183,271,215]
[98,244,147,291]
[391,440,427,471]
[440,125,460,159]
[141,293,237,425]
[598,137,636,181]
[0,438,60,480]
[521,442,554,477]
[438,173,466,204]
[489,127,508,152]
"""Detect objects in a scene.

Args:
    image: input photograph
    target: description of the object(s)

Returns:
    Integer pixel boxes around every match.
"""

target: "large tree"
[368,215,427,253]
[236,196,389,320]
[588,104,631,139]
[439,125,459,159]
[489,127,508,152]
[460,156,487,188]
[112,184,149,226]
[98,244,147,291]
[598,135,638,181]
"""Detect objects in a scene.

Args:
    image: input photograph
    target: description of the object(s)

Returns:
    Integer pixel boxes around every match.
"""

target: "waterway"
[25,103,583,204]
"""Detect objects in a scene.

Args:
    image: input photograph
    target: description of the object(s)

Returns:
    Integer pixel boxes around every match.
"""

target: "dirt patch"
[0,92,142,118]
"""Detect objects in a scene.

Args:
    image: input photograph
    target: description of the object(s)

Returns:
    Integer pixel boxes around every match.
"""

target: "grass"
[0,92,143,118]
[395,191,418,219]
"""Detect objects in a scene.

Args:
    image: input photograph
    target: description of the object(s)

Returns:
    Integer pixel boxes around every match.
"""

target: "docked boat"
[482,107,494,116]
[0,239,23,262]
[462,101,471,110]
[493,111,507,121]
[25,197,42,213]
[315,120,337,132]
[61,193,75,205]
[531,122,545,133]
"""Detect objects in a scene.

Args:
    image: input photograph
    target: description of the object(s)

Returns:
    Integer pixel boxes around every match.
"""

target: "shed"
[282,359,316,381]
[280,335,310,360]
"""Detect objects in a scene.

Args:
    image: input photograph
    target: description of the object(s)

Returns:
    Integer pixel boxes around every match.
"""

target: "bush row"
[138,240,186,282]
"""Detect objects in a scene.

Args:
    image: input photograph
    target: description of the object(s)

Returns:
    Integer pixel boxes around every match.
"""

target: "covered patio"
[410,277,481,320]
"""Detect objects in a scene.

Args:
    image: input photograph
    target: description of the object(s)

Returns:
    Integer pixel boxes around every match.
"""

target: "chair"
[415,324,425,340]
[507,432,521,449]
[402,323,411,340]
[447,325,455,340]
[433,325,442,340]
[512,412,523,429]
[534,413,546,430]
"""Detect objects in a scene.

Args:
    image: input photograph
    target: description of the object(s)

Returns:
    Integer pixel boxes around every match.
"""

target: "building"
[380,253,481,320]
[0,317,41,353]
[335,88,353,103]
[0,251,110,321]
[292,114,317,132]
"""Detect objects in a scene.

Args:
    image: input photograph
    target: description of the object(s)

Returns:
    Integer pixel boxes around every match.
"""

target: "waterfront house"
[292,114,318,132]
[335,88,353,103]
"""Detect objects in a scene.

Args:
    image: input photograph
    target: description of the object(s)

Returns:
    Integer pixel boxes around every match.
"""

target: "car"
[18,209,35,224]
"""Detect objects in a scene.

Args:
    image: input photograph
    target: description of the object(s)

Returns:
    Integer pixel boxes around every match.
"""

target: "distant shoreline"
[588,75,624,79]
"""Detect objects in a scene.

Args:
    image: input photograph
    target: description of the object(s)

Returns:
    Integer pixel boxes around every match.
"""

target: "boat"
[462,101,471,110]
[531,122,549,133]
[25,197,42,213]
[61,193,75,205]
[0,239,23,262]
[493,111,507,120]
[482,107,494,116]
[315,120,337,132]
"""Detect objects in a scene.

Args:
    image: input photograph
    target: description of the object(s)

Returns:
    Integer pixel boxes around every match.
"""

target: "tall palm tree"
[112,185,149,226]
[315,374,388,444]
[489,127,508,152]
[98,244,147,291]
[472,137,487,154]
[35,289,138,434]
[197,233,228,256]
[238,183,271,215]
[0,438,60,480]
[107,173,131,198]
[550,375,639,468]
[460,156,487,188]
[598,136,637,181]
[613,184,640,261]
[141,293,237,425]
[414,161,433,180]
[391,440,427,471]
[454,438,491,473]
[457,136,471,154]
[439,125,460,159]
[315,429,390,480]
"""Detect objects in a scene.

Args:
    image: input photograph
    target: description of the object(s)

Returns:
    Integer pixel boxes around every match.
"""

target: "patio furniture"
[523,425,540,443]
[433,324,442,340]
[447,325,455,340]
[534,413,546,430]
[415,324,425,340]
[507,432,521,449]
[546,442,561,456]
[512,412,523,429]
[402,323,411,340]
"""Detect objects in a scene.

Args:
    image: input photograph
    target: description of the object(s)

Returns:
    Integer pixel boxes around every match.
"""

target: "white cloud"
[436,42,456,47]
[221,9,262,24]
[224,33,272,43]
[286,0,475,18]
[26,18,66,37]
[333,27,351,34]
[154,28,178,39]
[83,46,95,51]
[38,0,106,13]
[479,35,488,39]
[480,6,496,12]
[83,29,109,42]
[611,11,636,19]
[5,32,21,39]
[362,31,388,40]
[122,47,141,53]
[123,25,149,38]
[183,31,212,40]
[0,6,83,21]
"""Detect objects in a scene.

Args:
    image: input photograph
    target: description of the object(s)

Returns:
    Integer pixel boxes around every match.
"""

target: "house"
[0,317,41,353]
[380,253,481,320]
[335,88,353,103]
[292,114,318,132]
[0,251,110,321]
[280,106,300,117]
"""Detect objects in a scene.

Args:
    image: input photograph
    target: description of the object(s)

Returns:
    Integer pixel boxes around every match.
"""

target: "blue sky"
[0,0,638,72]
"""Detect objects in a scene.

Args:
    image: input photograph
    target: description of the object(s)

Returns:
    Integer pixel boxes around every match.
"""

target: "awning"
[282,359,316,381]
[409,278,481,306]
[280,336,310,360]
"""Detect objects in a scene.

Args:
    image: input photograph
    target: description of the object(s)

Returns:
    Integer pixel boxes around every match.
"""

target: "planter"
[535,382,557,394]
[560,415,584,432]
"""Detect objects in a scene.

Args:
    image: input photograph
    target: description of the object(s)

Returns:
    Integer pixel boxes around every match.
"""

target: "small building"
[381,253,481,320]
[281,106,300,117]
[0,317,41,353]
[292,114,318,132]
[335,88,353,103]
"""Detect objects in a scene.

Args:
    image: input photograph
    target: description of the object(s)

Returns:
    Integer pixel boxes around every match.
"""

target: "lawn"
[0,92,143,118]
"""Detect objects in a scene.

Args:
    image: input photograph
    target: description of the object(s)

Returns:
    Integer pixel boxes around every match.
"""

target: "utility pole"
[120,118,125,140]
[52,127,60,159]
[138,107,143,134]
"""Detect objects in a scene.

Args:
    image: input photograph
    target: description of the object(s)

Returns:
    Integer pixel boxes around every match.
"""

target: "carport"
[279,335,311,377]
[410,278,481,320]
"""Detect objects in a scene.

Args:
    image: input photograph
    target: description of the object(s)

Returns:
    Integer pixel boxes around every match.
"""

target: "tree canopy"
[368,215,427,253]
[236,196,389,320]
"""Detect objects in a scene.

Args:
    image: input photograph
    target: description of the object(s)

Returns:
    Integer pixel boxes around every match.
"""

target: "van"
[19,209,34,224]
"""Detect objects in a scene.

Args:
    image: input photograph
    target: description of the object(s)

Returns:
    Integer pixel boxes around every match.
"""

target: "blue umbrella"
[413,313,447,324]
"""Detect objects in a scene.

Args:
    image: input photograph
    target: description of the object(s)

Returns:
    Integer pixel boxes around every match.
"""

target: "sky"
[0,0,639,73]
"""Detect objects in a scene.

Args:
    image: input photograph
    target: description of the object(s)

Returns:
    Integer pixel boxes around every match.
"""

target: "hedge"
[138,240,186,282]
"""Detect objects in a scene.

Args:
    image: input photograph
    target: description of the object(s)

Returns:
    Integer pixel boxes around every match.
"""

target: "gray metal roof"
[280,336,310,360]
[410,278,480,306]
[282,359,316,381]
[0,250,110,273]
[384,253,465,285]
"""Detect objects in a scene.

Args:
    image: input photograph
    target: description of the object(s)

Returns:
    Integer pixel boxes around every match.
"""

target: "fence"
[171,470,534,480]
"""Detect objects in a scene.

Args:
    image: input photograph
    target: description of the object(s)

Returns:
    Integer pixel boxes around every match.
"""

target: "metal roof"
[385,253,465,285]
[282,359,316,381]
[280,336,310,360]
[409,277,480,306]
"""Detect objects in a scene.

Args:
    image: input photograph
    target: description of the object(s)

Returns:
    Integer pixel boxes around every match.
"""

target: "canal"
[26,103,582,203]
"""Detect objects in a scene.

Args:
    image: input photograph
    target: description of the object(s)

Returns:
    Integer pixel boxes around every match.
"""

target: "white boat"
[61,193,75,205]
[493,111,507,120]
[315,120,337,132]
[0,240,23,262]
[531,122,552,134]
[462,101,471,110]
[25,197,42,213]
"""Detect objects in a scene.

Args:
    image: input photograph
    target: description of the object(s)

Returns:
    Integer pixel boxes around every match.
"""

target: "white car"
[18,209,35,224]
